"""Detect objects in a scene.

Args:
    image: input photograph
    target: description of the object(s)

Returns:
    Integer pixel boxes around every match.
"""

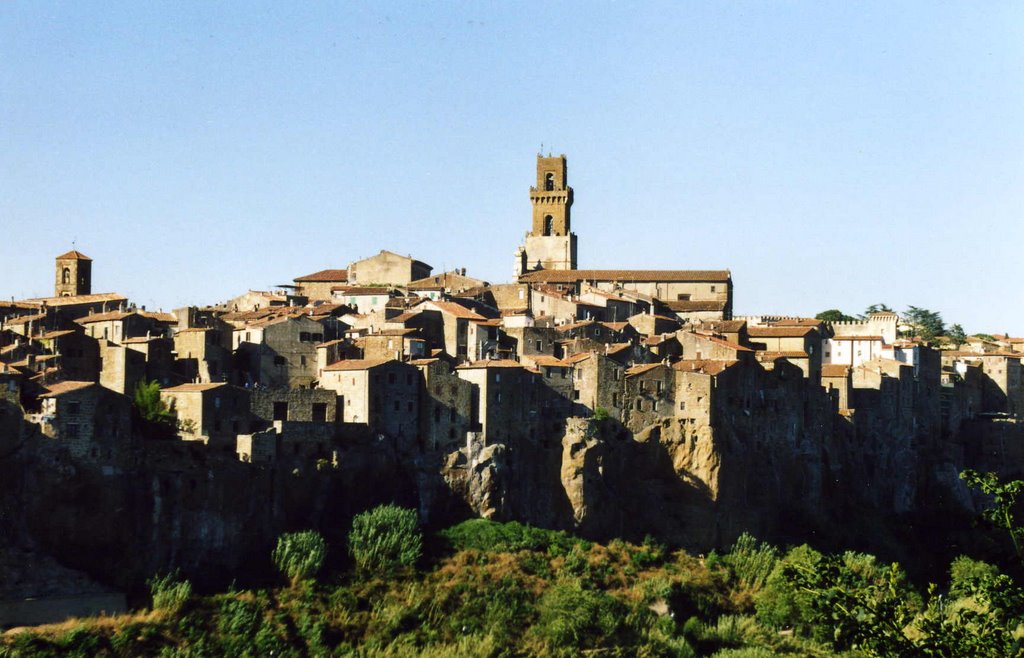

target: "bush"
[723,533,778,590]
[272,530,327,584]
[149,570,192,613]
[754,544,822,633]
[949,555,1000,597]
[349,504,422,573]
[439,518,581,556]
[533,581,624,650]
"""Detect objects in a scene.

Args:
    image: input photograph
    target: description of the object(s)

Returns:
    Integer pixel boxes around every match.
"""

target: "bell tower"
[55,250,92,297]
[514,154,578,277]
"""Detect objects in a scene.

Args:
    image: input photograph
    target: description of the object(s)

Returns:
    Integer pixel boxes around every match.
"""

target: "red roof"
[520,269,731,283]
[56,250,91,261]
[294,268,348,282]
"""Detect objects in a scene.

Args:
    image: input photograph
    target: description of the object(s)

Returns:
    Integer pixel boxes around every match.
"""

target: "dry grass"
[2,608,162,639]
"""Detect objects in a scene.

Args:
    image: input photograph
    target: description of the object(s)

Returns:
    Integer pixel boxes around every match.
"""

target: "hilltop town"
[1,155,1022,618]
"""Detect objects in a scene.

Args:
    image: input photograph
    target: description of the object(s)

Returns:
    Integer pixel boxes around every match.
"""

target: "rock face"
[2,393,1017,592]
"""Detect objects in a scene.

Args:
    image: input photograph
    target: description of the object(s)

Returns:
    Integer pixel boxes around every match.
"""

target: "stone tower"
[55,250,92,297]
[514,154,577,277]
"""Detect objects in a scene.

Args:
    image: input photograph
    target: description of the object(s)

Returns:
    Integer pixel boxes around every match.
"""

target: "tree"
[961,470,1024,561]
[863,303,894,317]
[133,379,174,424]
[902,306,945,344]
[815,309,856,322]
[272,530,327,585]
[348,503,422,573]
[947,324,967,349]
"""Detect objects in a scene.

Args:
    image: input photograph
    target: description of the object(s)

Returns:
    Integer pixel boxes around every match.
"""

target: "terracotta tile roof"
[520,269,731,284]
[40,380,95,397]
[665,300,728,312]
[707,336,754,353]
[563,352,595,364]
[944,350,1021,359]
[605,343,632,355]
[294,268,348,282]
[625,363,664,377]
[174,327,212,334]
[455,359,525,369]
[673,359,739,375]
[533,356,570,367]
[389,311,421,324]
[473,318,502,327]
[24,292,127,306]
[76,310,136,324]
[6,313,46,325]
[755,351,809,360]
[323,358,395,371]
[315,338,348,348]
[332,286,391,295]
[370,328,417,337]
[600,322,628,332]
[556,319,596,332]
[421,301,487,321]
[161,382,229,393]
[140,311,178,323]
[748,326,816,338]
[38,330,77,340]
[410,358,440,366]
[56,250,91,261]
[821,364,850,378]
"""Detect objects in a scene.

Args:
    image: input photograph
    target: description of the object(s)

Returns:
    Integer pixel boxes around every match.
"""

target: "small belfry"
[54,249,92,297]
[514,154,577,277]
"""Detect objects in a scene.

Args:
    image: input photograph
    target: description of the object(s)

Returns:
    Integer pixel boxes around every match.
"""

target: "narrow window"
[545,172,555,191]
[543,215,553,236]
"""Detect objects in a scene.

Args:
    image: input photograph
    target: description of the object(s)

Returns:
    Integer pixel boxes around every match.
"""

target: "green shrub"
[949,555,999,597]
[149,570,192,613]
[533,581,624,650]
[272,529,327,584]
[349,504,423,573]
[723,533,778,589]
[439,518,581,556]
[754,544,822,633]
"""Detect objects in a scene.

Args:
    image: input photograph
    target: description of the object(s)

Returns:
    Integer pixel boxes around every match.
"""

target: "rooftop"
[520,269,731,284]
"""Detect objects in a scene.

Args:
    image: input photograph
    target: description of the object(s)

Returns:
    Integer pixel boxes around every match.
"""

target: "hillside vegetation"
[3,496,1024,657]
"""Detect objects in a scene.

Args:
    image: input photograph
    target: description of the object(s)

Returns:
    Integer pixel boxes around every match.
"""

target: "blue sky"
[2,2,1021,334]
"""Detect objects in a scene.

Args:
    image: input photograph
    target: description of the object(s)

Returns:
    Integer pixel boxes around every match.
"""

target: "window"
[710,285,717,292]
[652,400,659,411]
[274,356,286,366]
[535,340,542,351]
[496,392,502,403]
[543,215,553,236]
[612,393,620,407]
[656,381,663,393]
[677,294,691,301]
[639,381,646,393]
[545,172,555,191]
[300,355,307,366]
[573,389,580,400]
[214,397,221,409]
[635,399,643,411]
[300,332,311,342]
[312,403,327,422]
[495,373,501,383]
[679,401,686,411]
[62,267,71,284]
[273,402,288,421]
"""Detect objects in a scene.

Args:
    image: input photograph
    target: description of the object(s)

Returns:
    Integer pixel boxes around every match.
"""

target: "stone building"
[415,358,474,452]
[292,269,349,301]
[160,382,252,449]
[521,269,733,319]
[514,154,577,277]
[37,380,131,465]
[455,360,538,444]
[318,359,420,440]
[348,250,432,287]
[98,339,146,395]
[54,250,91,297]
[173,328,231,384]
[250,387,339,425]
[232,314,324,389]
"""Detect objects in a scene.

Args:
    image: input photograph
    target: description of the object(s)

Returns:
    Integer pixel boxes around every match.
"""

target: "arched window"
[62,267,71,284]
[544,215,553,236]
[545,172,555,191]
